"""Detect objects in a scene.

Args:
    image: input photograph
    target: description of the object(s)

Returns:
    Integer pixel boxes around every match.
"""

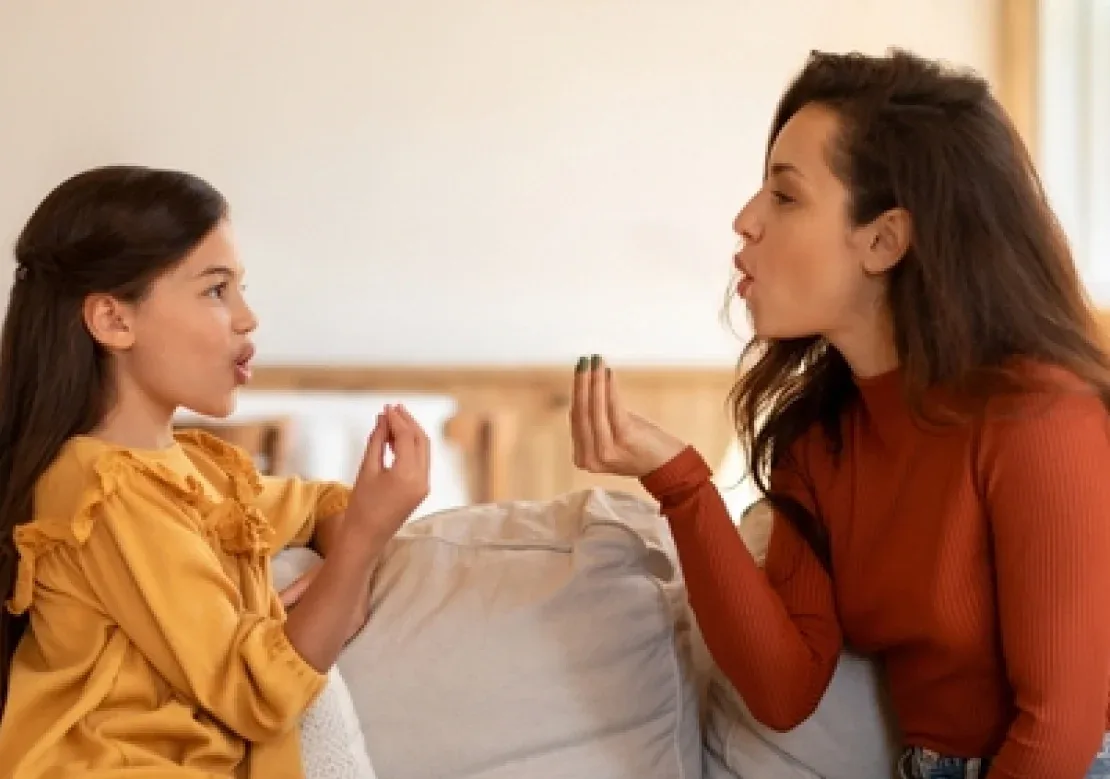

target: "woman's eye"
[772,190,795,205]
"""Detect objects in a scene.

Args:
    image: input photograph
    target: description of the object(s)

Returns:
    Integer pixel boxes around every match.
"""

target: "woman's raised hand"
[569,354,687,478]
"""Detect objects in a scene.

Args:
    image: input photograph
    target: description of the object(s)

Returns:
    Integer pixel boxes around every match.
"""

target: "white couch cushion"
[333,488,702,779]
[272,548,377,779]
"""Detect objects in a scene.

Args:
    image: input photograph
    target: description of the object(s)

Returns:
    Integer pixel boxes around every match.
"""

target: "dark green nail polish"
[590,354,601,369]
[575,356,588,373]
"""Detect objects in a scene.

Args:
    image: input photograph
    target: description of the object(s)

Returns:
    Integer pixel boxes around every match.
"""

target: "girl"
[0,165,430,777]
[571,50,1110,777]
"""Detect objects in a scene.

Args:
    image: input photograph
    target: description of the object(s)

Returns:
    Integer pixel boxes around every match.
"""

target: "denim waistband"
[899,732,1110,779]
[897,748,989,779]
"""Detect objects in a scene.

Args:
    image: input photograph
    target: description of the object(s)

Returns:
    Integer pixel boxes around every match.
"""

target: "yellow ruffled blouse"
[0,431,350,778]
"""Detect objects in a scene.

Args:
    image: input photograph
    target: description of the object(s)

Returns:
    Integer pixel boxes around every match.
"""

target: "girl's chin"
[187,394,238,420]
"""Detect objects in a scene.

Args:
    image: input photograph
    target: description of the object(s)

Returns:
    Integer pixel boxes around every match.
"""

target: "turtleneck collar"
[854,366,903,406]
[852,366,915,440]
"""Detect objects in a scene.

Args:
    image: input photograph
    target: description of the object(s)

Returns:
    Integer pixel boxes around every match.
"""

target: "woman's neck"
[829,309,899,379]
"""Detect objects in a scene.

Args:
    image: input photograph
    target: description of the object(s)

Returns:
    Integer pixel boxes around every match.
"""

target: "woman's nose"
[733,196,762,244]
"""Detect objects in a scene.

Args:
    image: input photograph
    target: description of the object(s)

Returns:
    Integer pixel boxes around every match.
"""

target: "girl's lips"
[234,361,252,385]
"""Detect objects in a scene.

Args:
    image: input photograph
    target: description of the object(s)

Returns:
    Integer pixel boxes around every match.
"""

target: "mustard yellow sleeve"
[78,472,327,742]
[257,475,350,549]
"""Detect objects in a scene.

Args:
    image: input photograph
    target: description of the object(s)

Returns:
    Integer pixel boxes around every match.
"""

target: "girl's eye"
[205,281,229,299]
[772,190,795,205]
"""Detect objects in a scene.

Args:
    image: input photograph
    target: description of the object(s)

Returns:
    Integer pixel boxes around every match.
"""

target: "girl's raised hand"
[344,404,431,551]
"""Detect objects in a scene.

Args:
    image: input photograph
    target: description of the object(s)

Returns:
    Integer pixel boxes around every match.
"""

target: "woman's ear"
[83,294,136,351]
[861,207,912,275]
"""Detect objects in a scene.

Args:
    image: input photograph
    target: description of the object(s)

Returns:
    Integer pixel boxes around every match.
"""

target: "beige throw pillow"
[335,488,703,779]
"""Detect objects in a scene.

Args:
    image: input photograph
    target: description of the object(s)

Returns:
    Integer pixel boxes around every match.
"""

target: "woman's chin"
[750,317,818,342]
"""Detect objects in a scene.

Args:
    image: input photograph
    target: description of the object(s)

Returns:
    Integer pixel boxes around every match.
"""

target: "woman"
[571,50,1110,777]
[0,165,429,777]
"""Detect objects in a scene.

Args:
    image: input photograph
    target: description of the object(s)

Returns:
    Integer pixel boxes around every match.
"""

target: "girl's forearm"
[282,530,380,671]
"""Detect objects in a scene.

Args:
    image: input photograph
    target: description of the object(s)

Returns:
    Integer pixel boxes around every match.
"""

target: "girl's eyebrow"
[192,265,240,280]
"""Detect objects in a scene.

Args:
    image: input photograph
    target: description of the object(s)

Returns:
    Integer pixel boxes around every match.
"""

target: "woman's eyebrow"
[768,161,805,179]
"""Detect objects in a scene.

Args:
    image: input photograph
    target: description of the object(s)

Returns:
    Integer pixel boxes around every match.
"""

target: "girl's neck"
[89,382,177,451]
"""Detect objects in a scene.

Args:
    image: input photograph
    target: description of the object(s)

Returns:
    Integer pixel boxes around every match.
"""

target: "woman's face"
[732,102,891,344]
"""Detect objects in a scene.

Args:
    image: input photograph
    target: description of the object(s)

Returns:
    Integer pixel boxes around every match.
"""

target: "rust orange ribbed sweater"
[642,365,1110,778]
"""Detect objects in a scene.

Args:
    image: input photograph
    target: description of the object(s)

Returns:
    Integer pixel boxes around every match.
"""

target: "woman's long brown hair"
[0,166,227,714]
[730,50,1110,570]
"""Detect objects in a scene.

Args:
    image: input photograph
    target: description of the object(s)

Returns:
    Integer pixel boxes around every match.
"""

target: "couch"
[272,491,898,779]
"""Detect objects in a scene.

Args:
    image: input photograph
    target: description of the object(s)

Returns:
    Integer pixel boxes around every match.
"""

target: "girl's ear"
[83,294,136,351]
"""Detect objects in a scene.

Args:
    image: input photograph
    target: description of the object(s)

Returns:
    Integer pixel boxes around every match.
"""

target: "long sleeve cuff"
[640,446,713,501]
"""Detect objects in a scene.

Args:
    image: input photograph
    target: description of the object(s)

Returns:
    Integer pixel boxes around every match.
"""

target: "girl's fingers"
[392,404,429,470]
[385,406,415,464]
[279,565,321,608]
[361,413,387,477]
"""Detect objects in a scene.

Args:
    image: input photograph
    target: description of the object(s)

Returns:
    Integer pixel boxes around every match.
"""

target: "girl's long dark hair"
[730,50,1110,570]
[0,165,227,712]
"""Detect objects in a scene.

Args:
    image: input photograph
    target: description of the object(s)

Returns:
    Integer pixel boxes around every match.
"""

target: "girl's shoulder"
[32,431,262,529]
[11,432,270,616]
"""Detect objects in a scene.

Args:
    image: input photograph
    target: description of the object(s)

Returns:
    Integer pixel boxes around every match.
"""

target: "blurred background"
[0,1,1103,515]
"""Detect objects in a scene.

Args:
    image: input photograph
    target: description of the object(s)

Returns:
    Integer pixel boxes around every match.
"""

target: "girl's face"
[88,219,258,422]
[732,103,899,358]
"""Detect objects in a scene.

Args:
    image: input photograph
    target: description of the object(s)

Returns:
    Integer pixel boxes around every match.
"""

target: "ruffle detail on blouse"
[173,430,263,504]
[7,434,274,616]
[7,452,134,616]
[166,431,274,557]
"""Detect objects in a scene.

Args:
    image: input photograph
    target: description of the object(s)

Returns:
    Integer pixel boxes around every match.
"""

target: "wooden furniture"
[246,365,740,504]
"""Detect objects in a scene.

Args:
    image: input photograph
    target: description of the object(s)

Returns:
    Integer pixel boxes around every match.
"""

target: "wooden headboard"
[246,364,740,505]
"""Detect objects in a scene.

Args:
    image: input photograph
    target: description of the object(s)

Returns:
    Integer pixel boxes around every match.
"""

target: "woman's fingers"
[589,355,615,465]
[607,364,630,445]
[571,356,592,468]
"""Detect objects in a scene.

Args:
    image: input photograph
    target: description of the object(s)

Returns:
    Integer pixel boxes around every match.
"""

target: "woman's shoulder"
[974,359,1110,463]
[982,358,1107,419]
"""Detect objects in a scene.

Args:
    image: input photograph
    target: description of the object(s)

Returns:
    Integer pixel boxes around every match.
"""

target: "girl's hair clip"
[14,265,28,282]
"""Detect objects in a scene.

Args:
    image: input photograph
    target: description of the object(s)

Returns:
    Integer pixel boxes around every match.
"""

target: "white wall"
[1038,0,1110,302]
[0,0,998,366]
